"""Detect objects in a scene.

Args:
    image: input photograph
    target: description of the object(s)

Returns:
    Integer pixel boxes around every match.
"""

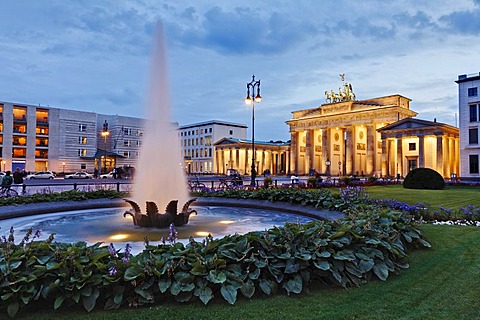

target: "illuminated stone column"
[215,149,220,174]
[285,150,291,174]
[381,139,388,176]
[396,136,403,177]
[366,125,375,175]
[418,135,425,168]
[436,135,444,176]
[244,149,249,175]
[305,129,313,172]
[235,149,240,172]
[290,132,298,174]
[321,128,330,174]
[345,126,354,175]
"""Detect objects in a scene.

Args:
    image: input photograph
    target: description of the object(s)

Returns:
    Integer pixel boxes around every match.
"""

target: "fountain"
[124,199,197,228]
[130,23,189,217]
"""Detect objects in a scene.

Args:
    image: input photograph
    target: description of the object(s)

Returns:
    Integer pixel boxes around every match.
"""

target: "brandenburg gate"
[286,79,417,176]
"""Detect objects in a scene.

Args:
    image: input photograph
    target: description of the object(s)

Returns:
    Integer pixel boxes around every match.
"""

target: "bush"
[403,168,445,190]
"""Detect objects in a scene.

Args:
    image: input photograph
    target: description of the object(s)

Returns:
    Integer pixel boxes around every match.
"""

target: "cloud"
[439,6,480,35]
[167,6,317,55]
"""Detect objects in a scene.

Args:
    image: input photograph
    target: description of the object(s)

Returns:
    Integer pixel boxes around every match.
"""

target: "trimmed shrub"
[403,168,445,190]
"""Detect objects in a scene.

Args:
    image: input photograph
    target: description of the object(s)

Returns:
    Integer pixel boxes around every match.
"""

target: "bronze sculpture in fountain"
[124,198,197,228]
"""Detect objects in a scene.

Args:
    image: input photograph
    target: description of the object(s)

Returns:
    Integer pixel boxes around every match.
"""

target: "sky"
[1,1,480,142]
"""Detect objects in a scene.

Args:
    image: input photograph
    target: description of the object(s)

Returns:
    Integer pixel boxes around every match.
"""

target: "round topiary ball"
[403,168,445,190]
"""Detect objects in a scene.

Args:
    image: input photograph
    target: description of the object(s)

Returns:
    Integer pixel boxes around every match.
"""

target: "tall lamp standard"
[62,162,66,175]
[244,75,262,187]
[101,120,110,174]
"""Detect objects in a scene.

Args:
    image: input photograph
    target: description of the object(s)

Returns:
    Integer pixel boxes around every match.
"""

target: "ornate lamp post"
[101,120,110,174]
[244,75,262,187]
[338,161,342,176]
[325,159,331,176]
[62,162,65,175]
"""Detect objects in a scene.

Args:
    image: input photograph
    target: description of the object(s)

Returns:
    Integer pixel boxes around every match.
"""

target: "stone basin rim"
[0,197,343,221]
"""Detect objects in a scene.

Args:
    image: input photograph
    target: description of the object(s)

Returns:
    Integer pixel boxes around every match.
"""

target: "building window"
[124,128,132,136]
[79,124,87,132]
[124,140,131,147]
[468,87,478,97]
[470,104,478,122]
[79,136,87,144]
[209,148,212,157]
[78,149,87,157]
[200,129,204,134]
[123,151,131,158]
[408,143,416,151]
[209,128,212,133]
[408,159,417,171]
[136,129,143,137]
[469,128,479,144]
[136,140,141,147]
[229,130,233,135]
[470,155,479,174]
[81,163,86,170]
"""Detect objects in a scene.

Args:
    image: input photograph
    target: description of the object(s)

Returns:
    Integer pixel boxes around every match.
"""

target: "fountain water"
[132,24,189,211]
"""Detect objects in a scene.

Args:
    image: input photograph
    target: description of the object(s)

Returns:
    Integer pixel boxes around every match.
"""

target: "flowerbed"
[0,187,434,318]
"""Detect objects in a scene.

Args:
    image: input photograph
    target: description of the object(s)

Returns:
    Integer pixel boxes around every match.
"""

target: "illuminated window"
[136,129,143,136]
[35,149,48,159]
[78,136,87,144]
[77,149,87,156]
[123,151,131,158]
[36,138,48,146]
[408,143,416,151]
[36,126,49,135]
[13,125,27,134]
[79,124,87,132]
[12,148,26,158]
[13,136,27,146]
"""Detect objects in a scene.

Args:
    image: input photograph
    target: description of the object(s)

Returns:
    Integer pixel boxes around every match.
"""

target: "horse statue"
[343,83,356,101]
[325,90,334,103]
[124,198,198,228]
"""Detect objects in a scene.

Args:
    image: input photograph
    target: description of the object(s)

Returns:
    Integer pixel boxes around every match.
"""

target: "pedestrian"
[1,171,13,190]
[13,167,23,184]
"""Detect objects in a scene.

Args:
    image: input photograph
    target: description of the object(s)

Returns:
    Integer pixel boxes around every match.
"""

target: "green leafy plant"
[403,168,445,190]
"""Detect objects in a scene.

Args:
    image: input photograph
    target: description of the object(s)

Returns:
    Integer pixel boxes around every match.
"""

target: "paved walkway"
[0,197,343,221]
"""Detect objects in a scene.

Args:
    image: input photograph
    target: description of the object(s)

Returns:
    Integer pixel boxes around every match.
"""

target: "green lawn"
[364,185,480,209]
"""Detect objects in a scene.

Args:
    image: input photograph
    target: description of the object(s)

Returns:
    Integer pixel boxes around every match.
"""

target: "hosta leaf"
[373,263,389,281]
[54,296,65,310]
[195,286,213,305]
[284,274,303,295]
[134,288,153,301]
[240,280,255,298]
[207,270,227,284]
[7,302,19,318]
[316,251,331,258]
[359,259,374,272]
[314,260,330,271]
[221,284,237,304]
[158,278,171,293]
[124,265,142,281]
[248,267,261,280]
[284,259,300,274]
[259,279,272,295]
[190,262,207,276]
[83,287,100,312]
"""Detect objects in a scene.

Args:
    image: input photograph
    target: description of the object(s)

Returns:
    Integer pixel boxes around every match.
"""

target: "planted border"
[0,188,430,318]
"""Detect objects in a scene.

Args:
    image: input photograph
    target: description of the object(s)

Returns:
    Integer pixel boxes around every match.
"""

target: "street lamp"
[338,161,342,176]
[101,120,110,174]
[245,75,262,187]
[325,159,331,176]
[62,162,66,175]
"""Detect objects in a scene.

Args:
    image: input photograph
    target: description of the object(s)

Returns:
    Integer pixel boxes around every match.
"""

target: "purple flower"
[167,223,178,244]
[122,243,132,264]
[108,243,117,257]
[108,266,118,276]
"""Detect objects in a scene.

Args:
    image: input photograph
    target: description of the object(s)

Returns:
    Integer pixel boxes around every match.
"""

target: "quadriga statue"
[124,198,197,228]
